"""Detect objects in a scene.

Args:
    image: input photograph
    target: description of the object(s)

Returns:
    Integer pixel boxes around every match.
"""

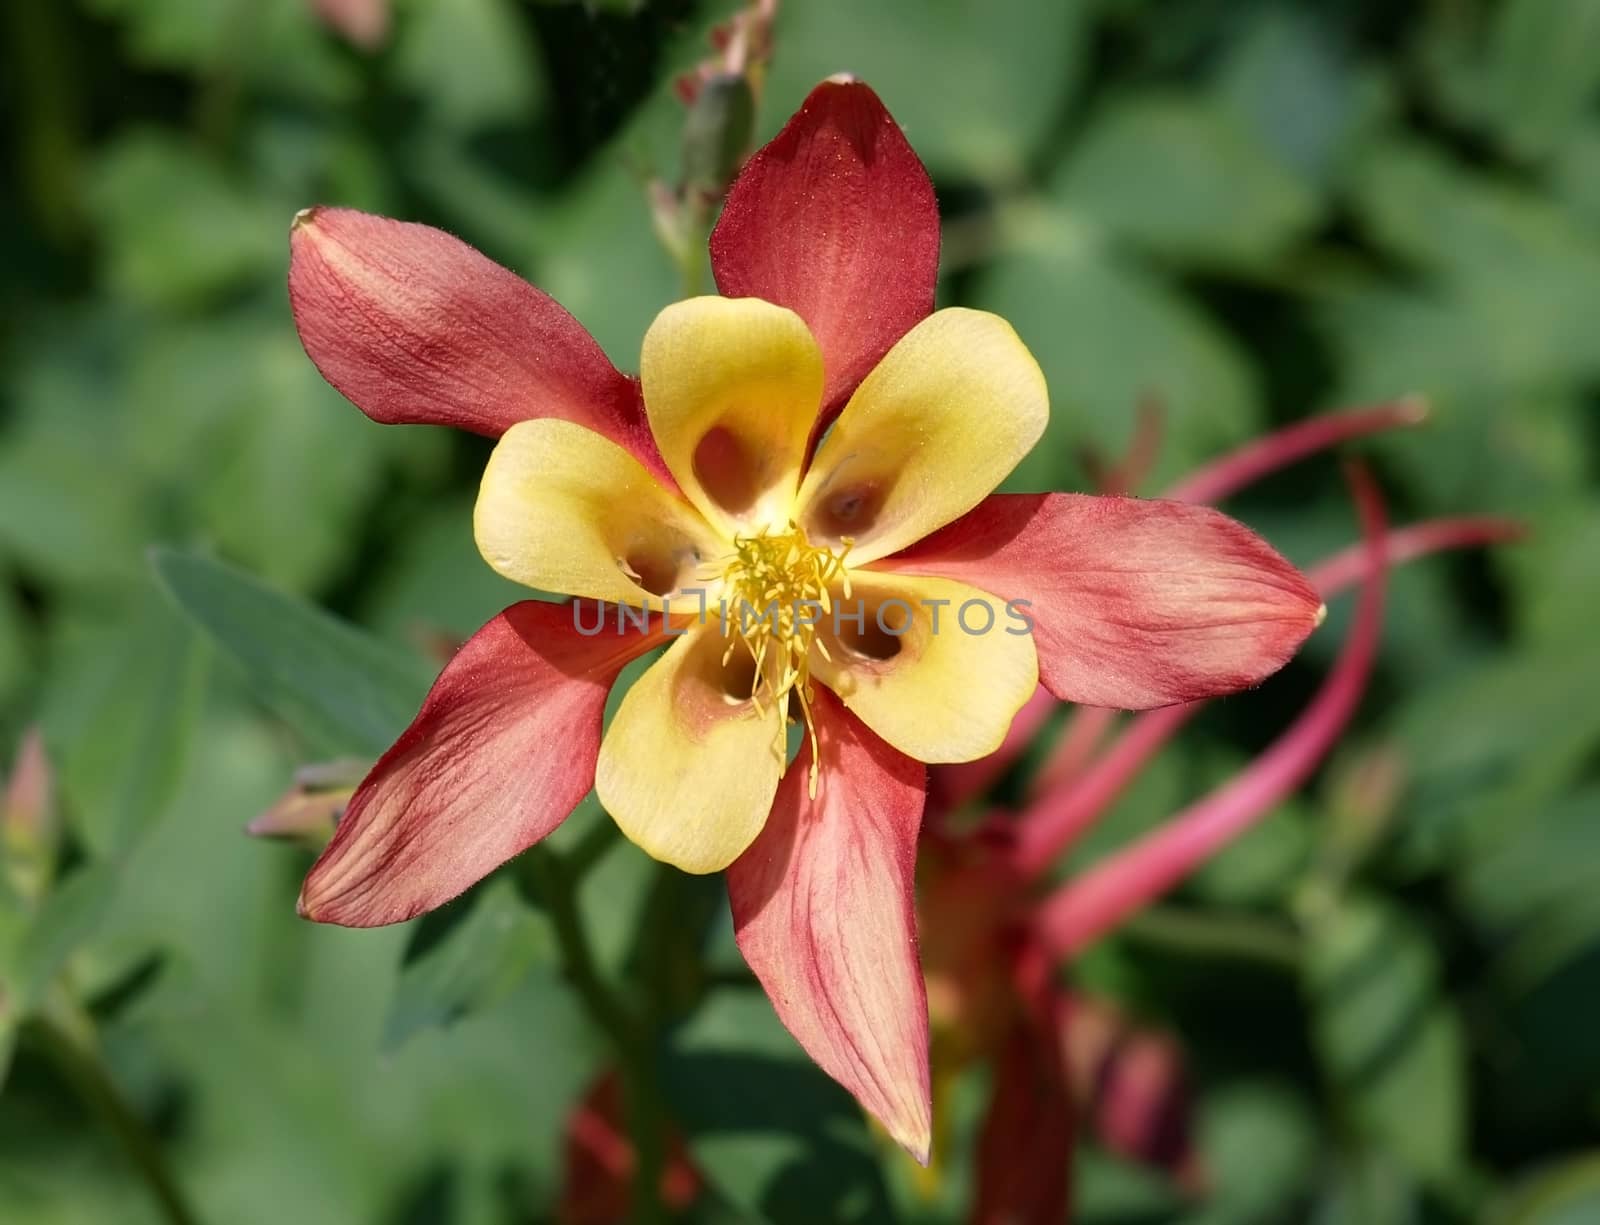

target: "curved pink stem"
[1017,399,1425,821]
[1013,705,1197,876]
[1163,398,1426,505]
[1026,706,1120,801]
[1034,466,1388,958]
[1304,516,1524,593]
[1010,513,1521,877]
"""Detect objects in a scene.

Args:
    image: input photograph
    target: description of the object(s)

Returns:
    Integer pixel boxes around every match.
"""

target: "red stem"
[1304,516,1524,592]
[1010,513,1520,877]
[1162,398,1426,505]
[1026,706,1119,801]
[1033,466,1388,957]
[1012,705,1197,877]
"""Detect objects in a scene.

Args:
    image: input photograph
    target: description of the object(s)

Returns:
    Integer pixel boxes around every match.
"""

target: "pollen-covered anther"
[716,522,852,796]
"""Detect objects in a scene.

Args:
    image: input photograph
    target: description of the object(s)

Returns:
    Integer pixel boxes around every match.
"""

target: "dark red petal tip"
[711,79,939,419]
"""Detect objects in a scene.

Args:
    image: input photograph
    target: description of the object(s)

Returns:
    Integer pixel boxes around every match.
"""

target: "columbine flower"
[912,409,1520,1217]
[284,78,1322,1160]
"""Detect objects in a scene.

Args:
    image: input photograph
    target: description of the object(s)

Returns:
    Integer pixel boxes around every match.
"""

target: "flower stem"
[1162,397,1427,504]
[28,1006,203,1225]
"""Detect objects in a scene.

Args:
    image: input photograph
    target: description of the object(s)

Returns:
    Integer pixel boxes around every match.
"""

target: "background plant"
[1,1,1598,1222]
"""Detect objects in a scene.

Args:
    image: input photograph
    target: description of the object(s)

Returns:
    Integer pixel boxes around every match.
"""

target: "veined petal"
[298,601,658,927]
[289,207,666,475]
[881,493,1322,708]
[595,624,785,873]
[639,297,823,535]
[795,309,1047,565]
[710,77,939,420]
[727,687,931,1162]
[812,571,1038,763]
[475,419,723,607]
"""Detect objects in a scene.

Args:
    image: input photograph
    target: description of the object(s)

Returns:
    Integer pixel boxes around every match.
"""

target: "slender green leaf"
[151,548,432,756]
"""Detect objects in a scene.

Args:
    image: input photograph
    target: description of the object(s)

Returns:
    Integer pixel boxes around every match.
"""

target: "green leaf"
[1180,1084,1319,1224]
[1333,139,1600,402]
[45,593,208,857]
[528,157,681,361]
[1056,95,1319,269]
[151,548,433,756]
[84,132,287,308]
[1502,501,1600,648]
[1490,1152,1600,1224]
[384,877,558,1051]
[362,495,529,644]
[10,860,123,1010]
[663,988,896,1225]
[1,592,208,1009]
[1084,1082,1317,1225]
[178,323,403,592]
[82,0,236,70]
[1549,120,1600,230]
[85,0,355,101]
[0,578,28,705]
[975,224,1262,490]
[763,0,1089,181]
[1390,640,1600,870]
[1312,1149,1425,1225]
[0,310,154,589]
[1302,894,1467,1185]
[1212,7,1386,188]
[1422,0,1600,163]
[392,0,545,131]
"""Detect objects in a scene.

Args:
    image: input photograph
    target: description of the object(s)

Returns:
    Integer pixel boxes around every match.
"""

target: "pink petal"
[1059,993,1202,1189]
[880,492,1323,710]
[710,77,939,422]
[288,207,667,477]
[299,600,660,927]
[1035,466,1389,955]
[726,687,932,1162]
[1010,511,1522,876]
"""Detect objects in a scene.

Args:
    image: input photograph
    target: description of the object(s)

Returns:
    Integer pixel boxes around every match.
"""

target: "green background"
[3,0,1599,1221]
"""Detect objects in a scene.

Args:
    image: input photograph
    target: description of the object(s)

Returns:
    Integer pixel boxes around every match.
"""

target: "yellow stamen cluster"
[715,522,851,796]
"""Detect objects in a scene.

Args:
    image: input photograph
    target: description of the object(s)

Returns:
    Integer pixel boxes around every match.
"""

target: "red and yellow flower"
[285,78,1322,1161]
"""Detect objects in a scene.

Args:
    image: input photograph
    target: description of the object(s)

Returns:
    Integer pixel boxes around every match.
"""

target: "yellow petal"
[596,624,786,872]
[794,308,1048,564]
[812,570,1038,763]
[640,296,824,536]
[475,418,723,607]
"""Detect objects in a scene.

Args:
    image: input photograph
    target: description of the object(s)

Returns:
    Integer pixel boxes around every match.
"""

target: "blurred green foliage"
[1,0,1598,1222]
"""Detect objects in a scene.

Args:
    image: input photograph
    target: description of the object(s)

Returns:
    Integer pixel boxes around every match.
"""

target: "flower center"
[714,522,851,796]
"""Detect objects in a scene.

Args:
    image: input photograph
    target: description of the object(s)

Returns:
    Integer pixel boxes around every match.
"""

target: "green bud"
[681,72,755,198]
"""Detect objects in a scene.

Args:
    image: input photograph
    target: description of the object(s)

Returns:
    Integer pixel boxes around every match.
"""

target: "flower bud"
[680,72,755,201]
[247,758,369,847]
[3,730,57,906]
